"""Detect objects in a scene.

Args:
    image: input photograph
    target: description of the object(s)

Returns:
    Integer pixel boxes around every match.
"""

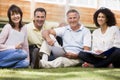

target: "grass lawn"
[0,67,120,80]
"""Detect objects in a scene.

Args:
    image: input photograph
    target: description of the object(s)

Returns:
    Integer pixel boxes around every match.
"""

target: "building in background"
[0,0,120,29]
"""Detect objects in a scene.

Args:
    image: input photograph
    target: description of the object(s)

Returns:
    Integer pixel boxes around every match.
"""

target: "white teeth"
[14,18,19,20]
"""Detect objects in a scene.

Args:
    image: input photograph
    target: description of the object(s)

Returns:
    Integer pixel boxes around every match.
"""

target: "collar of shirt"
[31,21,45,32]
[66,24,84,32]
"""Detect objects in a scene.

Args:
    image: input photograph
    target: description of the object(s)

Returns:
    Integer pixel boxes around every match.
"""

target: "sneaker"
[39,60,43,68]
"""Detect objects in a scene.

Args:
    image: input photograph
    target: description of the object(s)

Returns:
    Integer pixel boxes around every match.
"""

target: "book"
[51,46,66,58]
[99,47,116,56]
[83,47,116,57]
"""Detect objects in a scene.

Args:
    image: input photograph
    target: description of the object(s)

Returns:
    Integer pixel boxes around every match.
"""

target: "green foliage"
[0,24,5,28]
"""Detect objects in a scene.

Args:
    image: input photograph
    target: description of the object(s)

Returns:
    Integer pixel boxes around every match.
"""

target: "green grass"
[0,67,120,80]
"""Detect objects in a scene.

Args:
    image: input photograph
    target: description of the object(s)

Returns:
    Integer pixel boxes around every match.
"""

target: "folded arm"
[42,29,56,46]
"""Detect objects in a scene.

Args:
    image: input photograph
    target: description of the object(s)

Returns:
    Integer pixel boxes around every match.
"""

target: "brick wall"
[0,0,120,28]
[0,0,31,23]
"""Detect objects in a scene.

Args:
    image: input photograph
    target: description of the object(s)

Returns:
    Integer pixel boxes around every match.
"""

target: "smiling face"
[7,5,23,28]
[34,11,46,29]
[67,12,80,28]
[10,12,21,24]
[97,12,107,27]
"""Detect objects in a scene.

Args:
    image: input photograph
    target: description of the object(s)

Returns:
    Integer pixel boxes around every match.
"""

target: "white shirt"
[54,24,91,54]
[5,29,25,46]
[92,26,120,51]
[0,24,29,53]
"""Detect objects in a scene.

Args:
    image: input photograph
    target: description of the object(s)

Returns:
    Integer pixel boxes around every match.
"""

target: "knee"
[115,48,120,53]
[112,48,120,56]
[78,51,86,58]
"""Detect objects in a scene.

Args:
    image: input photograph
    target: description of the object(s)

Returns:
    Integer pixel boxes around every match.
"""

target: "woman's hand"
[95,50,103,55]
[15,43,22,49]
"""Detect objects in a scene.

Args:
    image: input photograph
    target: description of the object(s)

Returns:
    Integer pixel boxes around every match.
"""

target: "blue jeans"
[0,49,29,68]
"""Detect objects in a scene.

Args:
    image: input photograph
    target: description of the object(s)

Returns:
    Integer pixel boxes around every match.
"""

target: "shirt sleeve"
[54,26,66,37]
[21,25,30,61]
[113,26,120,48]
[0,24,15,51]
[44,21,59,29]
[92,30,98,51]
[83,28,91,47]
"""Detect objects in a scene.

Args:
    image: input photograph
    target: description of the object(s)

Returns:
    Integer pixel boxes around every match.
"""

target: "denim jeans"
[0,49,29,68]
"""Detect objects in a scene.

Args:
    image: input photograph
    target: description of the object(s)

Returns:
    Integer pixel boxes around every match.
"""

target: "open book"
[83,47,116,57]
[51,46,66,58]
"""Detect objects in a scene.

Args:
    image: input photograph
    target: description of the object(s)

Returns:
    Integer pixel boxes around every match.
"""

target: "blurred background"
[0,0,120,29]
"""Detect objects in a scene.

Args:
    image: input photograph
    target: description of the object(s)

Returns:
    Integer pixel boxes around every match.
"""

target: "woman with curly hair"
[79,7,120,68]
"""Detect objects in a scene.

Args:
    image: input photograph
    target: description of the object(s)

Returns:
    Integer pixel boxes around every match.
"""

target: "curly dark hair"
[93,7,116,27]
[7,4,23,29]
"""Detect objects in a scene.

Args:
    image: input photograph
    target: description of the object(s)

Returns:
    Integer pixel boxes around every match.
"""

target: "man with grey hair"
[33,9,91,68]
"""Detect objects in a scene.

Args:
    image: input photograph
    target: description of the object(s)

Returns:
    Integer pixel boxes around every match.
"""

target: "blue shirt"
[54,24,91,54]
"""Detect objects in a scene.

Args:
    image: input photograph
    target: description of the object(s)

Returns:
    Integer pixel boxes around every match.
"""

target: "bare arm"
[0,24,15,51]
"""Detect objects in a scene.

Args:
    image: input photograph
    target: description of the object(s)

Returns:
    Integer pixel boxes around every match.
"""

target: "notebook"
[100,47,116,56]
[84,47,116,56]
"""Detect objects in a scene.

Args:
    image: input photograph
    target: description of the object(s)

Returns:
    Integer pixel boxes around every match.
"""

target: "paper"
[51,46,66,58]
[100,47,116,56]
[83,50,99,55]
[83,47,116,56]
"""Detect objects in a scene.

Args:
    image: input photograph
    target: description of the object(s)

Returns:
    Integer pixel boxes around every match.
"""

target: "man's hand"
[64,52,78,59]
[42,29,56,46]
[95,50,103,55]
[46,38,55,46]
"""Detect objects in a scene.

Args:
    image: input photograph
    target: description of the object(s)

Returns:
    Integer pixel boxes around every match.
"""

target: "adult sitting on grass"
[79,7,120,68]
[26,7,66,68]
[0,4,29,68]
[32,9,91,69]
